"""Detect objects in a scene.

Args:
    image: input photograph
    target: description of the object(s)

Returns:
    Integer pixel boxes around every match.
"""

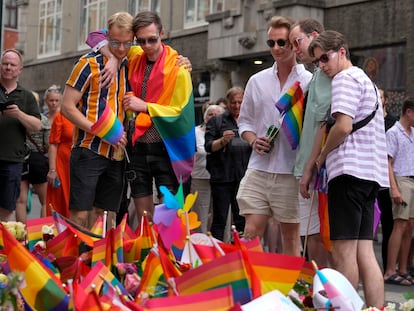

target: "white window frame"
[79,0,107,49]
[38,0,62,57]
[185,0,223,29]
[129,0,160,14]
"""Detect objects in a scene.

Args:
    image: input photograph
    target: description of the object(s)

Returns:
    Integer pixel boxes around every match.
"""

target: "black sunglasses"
[136,36,159,46]
[266,39,288,48]
[313,51,336,66]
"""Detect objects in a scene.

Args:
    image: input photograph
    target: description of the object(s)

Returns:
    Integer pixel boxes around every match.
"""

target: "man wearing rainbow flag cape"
[86,11,195,224]
[61,12,131,229]
[237,16,312,256]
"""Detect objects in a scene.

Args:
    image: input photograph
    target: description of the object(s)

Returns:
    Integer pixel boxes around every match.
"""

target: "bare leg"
[0,207,14,222]
[134,195,154,223]
[90,207,116,230]
[243,213,269,239]
[33,182,47,218]
[15,180,29,223]
[264,218,283,253]
[384,219,407,277]
[305,233,332,267]
[398,219,414,275]
[280,222,301,256]
[69,210,89,228]
[331,240,359,288]
[357,240,385,308]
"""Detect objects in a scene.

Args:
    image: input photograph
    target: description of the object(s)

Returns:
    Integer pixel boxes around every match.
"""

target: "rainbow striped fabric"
[26,216,57,250]
[275,81,305,149]
[175,250,252,304]
[0,224,70,311]
[90,101,124,145]
[143,286,234,311]
[128,45,195,182]
[244,251,305,296]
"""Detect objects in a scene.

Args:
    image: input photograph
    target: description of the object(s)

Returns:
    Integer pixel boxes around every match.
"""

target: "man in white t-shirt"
[309,31,389,308]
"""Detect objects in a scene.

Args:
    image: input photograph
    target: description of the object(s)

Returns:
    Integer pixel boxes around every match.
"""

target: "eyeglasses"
[313,50,337,66]
[266,39,288,48]
[136,36,159,46]
[292,36,305,48]
[108,38,133,49]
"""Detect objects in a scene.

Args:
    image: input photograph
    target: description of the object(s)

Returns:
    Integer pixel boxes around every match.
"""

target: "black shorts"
[22,151,49,184]
[0,161,23,210]
[328,174,379,240]
[69,147,125,212]
[129,142,178,198]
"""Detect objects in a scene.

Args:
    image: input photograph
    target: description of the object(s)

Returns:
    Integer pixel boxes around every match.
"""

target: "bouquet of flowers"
[1,221,26,241]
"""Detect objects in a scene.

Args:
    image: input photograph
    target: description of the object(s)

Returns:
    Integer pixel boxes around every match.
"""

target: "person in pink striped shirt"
[309,30,389,308]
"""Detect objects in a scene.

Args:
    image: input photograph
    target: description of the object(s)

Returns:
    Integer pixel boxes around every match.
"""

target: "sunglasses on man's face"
[313,50,337,66]
[266,39,288,48]
[108,39,133,49]
[136,36,159,46]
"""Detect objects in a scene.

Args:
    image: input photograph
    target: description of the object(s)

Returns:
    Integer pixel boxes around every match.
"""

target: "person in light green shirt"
[289,18,332,267]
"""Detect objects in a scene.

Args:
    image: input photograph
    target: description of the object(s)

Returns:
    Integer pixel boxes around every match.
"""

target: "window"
[38,0,62,56]
[184,0,223,28]
[79,0,107,48]
[128,0,160,15]
[4,0,18,29]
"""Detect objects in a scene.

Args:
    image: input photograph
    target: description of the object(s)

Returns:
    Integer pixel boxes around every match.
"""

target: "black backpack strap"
[351,81,379,133]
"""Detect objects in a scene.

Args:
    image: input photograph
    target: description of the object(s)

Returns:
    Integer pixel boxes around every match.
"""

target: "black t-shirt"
[0,84,41,162]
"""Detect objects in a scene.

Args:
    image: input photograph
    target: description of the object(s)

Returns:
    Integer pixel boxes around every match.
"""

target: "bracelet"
[49,169,56,173]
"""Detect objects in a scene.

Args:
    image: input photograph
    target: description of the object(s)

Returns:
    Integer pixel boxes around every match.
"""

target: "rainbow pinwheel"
[153,181,200,249]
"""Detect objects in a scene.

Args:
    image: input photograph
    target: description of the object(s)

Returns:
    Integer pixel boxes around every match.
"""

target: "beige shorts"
[237,168,299,223]
[299,188,320,236]
[391,176,414,220]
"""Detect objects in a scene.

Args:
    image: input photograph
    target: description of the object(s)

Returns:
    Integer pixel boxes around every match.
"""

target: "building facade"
[10,0,411,120]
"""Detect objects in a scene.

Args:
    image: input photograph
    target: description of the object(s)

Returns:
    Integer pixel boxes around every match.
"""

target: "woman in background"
[46,86,73,217]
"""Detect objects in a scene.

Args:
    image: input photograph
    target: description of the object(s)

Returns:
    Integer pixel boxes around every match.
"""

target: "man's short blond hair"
[107,12,133,33]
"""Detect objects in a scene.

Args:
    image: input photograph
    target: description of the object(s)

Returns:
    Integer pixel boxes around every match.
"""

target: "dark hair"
[215,97,227,106]
[308,30,350,59]
[402,98,414,115]
[133,11,163,34]
[291,18,324,35]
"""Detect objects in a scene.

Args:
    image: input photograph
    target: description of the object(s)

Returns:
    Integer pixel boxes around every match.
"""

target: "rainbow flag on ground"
[0,223,70,311]
[129,45,195,182]
[175,250,252,304]
[143,286,234,311]
[244,251,305,296]
[275,81,305,149]
[26,216,57,250]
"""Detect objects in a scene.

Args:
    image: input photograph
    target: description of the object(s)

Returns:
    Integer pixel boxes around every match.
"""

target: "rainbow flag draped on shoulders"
[275,81,305,150]
[128,44,195,182]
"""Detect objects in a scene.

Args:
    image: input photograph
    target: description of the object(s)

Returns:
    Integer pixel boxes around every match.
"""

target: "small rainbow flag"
[175,250,252,304]
[275,81,305,150]
[0,224,70,311]
[91,101,124,145]
[143,286,234,311]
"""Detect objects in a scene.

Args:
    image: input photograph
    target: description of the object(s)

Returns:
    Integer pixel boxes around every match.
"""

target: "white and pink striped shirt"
[326,66,389,187]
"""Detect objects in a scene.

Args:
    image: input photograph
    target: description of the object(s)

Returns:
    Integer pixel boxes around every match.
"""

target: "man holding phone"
[0,49,41,221]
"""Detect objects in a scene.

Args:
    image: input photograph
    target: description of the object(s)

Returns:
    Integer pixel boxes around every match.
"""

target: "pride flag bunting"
[275,81,305,149]
[91,101,124,145]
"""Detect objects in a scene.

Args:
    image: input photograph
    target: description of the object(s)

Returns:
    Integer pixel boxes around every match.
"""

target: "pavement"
[27,192,410,307]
